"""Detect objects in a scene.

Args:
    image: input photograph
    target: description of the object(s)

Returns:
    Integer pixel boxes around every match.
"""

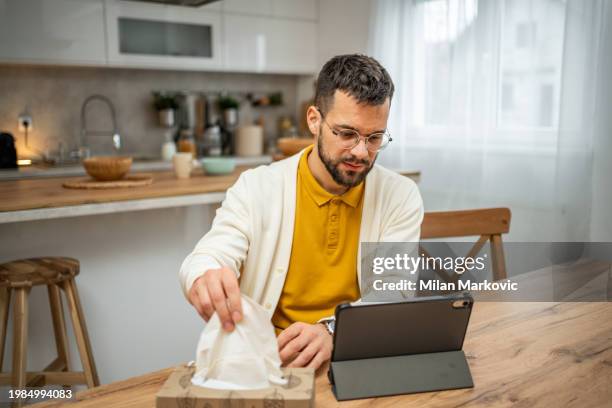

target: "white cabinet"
[224,0,317,20]
[223,14,318,74]
[223,0,273,16]
[271,0,317,20]
[105,0,223,70]
[0,0,106,65]
[0,0,319,74]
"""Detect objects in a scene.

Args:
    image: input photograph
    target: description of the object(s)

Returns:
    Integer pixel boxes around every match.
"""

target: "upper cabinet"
[223,0,273,16]
[223,0,317,20]
[0,0,319,74]
[271,0,317,20]
[0,0,106,65]
[223,14,317,74]
[221,0,318,74]
[105,0,223,70]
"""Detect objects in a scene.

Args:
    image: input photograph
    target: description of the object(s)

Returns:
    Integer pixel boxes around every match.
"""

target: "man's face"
[314,91,390,188]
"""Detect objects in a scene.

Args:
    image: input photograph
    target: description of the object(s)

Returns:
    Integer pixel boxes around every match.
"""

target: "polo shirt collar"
[299,145,364,208]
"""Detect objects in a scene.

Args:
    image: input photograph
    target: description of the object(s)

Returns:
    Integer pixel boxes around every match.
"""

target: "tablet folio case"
[328,350,473,401]
[328,295,474,401]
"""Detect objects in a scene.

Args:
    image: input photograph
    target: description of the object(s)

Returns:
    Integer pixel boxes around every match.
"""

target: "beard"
[317,130,376,188]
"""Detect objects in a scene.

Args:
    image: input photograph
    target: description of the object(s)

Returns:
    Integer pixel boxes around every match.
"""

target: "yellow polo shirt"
[272,145,363,333]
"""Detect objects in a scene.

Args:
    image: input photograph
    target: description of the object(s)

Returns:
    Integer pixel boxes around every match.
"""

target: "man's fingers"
[288,341,319,368]
[192,298,207,321]
[188,275,205,305]
[306,351,327,370]
[221,270,243,322]
[277,323,303,350]
[279,331,313,363]
[189,281,208,321]
[207,278,233,331]
[197,287,214,321]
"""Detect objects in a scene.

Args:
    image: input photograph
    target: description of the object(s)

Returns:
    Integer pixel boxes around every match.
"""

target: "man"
[179,54,423,370]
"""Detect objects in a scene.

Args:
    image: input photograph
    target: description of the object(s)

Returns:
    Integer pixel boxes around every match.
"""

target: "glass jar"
[178,129,197,158]
[202,125,222,157]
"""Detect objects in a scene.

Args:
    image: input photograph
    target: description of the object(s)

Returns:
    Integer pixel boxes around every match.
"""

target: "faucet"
[80,94,121,153]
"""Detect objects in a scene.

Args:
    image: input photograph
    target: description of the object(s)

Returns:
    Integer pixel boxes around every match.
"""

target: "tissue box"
[156,363,315,408]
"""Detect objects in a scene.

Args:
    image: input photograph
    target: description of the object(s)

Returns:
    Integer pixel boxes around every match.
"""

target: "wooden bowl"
[83,156,133,181]
[277,137,313,157]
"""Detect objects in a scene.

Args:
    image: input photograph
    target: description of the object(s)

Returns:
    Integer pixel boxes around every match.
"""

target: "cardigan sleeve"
[179,173,252,300]
[380,177,424,242]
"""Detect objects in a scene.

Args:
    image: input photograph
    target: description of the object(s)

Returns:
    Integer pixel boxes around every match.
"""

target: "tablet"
[332,292,473,362]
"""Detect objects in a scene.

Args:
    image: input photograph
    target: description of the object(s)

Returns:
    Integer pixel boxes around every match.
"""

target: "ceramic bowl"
[201,157,236,175]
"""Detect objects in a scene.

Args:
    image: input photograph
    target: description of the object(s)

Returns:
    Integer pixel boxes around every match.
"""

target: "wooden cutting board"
[62,174,154,189]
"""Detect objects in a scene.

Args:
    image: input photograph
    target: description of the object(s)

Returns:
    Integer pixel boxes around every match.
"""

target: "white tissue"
[192,295,287,390]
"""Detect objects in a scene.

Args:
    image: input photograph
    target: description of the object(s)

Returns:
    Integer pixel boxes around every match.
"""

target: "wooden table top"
[0,167,250,213]
[31,298,612,407]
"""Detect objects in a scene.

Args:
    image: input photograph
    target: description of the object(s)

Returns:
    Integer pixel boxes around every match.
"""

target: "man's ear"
[306,106,321,137]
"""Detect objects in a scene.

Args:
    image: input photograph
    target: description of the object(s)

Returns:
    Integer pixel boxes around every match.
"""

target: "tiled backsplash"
[0,65,303,159]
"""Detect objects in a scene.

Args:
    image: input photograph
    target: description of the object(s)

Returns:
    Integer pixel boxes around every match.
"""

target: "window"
[498,0,565,130]
[408,0,566,142]
[515,21,537,48]
[502,83,515,111]
[539,84,554,127]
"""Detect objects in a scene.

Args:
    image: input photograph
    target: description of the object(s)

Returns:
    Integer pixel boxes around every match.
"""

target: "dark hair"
[314,54,394,116]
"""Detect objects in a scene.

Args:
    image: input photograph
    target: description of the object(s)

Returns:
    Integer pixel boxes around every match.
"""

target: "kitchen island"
[0,163,421,224]
[0,161,269,386]
[0,167,250,224]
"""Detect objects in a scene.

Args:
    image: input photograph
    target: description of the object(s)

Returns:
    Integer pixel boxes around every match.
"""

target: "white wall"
[317,0,372,65]
[0,205,216,384]
[294,0,373,135]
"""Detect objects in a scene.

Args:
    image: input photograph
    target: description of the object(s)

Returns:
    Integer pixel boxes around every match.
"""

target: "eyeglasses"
[319,115,392,153]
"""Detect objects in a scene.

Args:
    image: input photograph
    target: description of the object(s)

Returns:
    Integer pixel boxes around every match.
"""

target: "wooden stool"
[0,257,99,404]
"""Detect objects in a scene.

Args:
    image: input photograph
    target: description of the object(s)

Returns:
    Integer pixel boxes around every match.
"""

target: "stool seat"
[0,257,98,407]
[0,257,79,288]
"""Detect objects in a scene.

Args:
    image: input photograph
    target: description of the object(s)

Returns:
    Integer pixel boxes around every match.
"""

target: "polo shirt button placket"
[328,199,341,249]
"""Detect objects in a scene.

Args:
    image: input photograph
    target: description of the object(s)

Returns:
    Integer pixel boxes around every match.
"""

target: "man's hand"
[277,322,332,369]
[188,266,243,331]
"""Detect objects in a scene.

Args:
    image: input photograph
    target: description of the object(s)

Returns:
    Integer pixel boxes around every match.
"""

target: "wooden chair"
[0,257,99,407]
[420,207,512,281]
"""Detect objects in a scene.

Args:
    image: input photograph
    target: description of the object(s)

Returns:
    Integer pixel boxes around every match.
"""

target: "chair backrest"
[420,207,511,281]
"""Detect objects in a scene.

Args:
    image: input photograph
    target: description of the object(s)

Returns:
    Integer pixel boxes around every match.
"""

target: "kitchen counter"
[0,167,252,224]
[0,156,272,180]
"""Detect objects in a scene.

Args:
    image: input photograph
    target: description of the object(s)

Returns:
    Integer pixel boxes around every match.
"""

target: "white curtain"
[369,0,611,241]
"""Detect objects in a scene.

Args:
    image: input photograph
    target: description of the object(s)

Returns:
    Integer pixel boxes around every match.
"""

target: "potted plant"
[153,93,179,127]
[217,95,240,127]
[268,92,283,106]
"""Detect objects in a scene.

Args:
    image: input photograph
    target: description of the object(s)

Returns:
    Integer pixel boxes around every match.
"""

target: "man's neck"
[307,146,348,195]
